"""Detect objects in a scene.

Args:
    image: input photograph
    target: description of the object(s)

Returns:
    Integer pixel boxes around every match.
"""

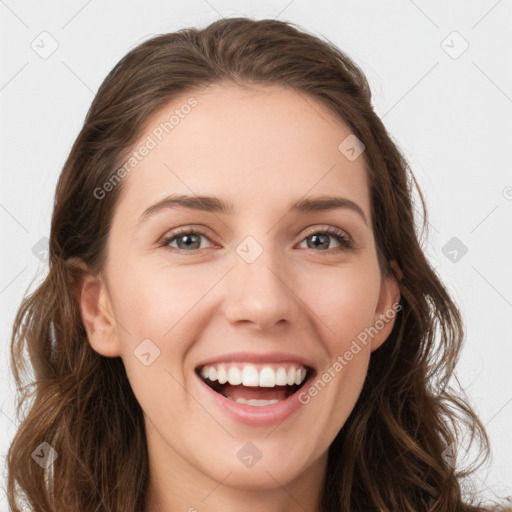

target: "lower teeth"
[226,396,280,407]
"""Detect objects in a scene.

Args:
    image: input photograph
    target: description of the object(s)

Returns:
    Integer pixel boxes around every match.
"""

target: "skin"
[77,82,401,512]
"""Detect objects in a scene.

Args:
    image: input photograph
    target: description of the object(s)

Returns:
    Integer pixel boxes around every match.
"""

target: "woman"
[6,16,510,512]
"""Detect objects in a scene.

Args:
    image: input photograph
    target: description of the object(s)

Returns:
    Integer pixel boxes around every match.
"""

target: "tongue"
[222,384,289,401]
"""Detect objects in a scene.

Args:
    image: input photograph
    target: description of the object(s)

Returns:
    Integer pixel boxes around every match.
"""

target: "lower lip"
[196,374,312,427]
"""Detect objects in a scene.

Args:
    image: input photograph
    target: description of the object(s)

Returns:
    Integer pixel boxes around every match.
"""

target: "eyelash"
[159,226,353,254]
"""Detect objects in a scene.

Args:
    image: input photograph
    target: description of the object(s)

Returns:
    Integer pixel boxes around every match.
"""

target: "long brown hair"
[6,16,510,512]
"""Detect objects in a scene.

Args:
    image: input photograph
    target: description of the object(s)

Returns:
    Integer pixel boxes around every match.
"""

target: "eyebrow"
[137,194,368,226]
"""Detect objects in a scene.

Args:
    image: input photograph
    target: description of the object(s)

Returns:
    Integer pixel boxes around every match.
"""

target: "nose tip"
[223,257,298,330]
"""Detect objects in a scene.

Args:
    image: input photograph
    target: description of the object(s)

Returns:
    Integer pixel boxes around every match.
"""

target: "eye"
[297,227,353,252]
[160,229,213,252]
[159,226,353,254]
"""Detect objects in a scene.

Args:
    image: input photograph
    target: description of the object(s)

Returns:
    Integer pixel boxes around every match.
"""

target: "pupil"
[309,234,328,249]
[179,234,200,249]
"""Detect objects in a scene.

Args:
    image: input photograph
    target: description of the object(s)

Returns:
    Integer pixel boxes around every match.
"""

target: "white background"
[1,0,511,508]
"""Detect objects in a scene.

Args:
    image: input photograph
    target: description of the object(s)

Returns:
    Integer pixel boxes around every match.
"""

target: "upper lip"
[195,351,316,370]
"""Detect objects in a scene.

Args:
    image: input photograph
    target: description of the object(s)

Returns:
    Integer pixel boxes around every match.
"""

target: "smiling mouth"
[195,364,314,406]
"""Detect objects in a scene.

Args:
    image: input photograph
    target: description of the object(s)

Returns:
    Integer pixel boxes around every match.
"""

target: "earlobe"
[370,260,402,352]
[71,259,121,358]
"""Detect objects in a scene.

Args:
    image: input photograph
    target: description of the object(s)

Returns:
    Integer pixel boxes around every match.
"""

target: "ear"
[370,260,402,352]
[68,258,122,358]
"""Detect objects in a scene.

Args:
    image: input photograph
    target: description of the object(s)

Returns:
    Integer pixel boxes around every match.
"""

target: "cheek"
[109,257,215,336]
[107,260,228,391]
[300,262,382,347]
[109,264,205,414]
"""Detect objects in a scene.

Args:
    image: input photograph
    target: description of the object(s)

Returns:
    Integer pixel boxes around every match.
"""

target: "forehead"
[115,82,371,223]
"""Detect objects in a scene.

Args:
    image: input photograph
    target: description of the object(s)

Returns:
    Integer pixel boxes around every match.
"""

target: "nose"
[222,245,299,331]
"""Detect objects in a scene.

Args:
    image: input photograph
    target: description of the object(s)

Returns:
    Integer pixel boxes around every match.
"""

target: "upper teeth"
[200,364,308,387]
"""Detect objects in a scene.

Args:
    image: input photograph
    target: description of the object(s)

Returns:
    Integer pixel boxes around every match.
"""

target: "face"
[78,82,400,506]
